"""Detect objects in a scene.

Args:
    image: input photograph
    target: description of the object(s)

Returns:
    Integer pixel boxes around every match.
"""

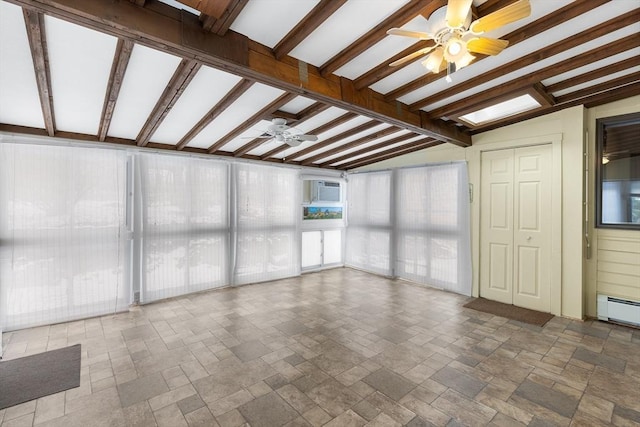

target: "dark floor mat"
[0,344,81,410]
[464,298,554,327]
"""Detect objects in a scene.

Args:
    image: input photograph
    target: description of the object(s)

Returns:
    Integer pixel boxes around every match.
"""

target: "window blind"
[234,163,300,285]
[0,143,128,331]
[138,153,229,303]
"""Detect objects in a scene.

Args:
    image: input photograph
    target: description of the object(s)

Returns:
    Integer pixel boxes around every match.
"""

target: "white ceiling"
[0,0,638,169]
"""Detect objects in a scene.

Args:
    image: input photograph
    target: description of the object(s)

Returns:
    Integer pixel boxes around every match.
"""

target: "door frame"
[468,134,562,316]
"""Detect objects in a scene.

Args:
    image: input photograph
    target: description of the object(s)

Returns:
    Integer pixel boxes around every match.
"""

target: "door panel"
[513,145,551,312]
[480,145,552,312]
[480,150,514,304]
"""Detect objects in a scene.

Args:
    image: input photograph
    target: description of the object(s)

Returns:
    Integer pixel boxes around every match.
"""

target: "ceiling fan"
[387,0,531,76]
[252,118,318,148]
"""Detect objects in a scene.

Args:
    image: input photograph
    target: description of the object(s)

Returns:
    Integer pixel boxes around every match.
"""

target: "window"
[596,112,640,229]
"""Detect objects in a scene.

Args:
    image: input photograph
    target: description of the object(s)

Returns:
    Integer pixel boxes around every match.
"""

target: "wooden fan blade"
[469,0,531,34]
[466,37,509,55]
[292,134,318,142]
[387,28,433,40]
[446,0,473,28]
[389,46,436,67]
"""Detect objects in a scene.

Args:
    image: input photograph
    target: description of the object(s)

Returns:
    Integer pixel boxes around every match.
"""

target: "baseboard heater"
[597,294,640,327]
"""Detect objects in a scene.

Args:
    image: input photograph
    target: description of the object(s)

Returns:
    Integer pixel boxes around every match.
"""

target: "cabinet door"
[301,231,322,268]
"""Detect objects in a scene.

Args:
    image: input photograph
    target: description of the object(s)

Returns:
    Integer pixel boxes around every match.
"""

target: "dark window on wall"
[596,112,640,229]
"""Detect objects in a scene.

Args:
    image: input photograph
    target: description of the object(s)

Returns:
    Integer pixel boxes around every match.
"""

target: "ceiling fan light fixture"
[443,35,468,64]
[422,47,444,73]
[455,52,475,69]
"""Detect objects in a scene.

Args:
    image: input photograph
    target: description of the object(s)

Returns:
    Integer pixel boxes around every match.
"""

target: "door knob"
[526,236,532,241]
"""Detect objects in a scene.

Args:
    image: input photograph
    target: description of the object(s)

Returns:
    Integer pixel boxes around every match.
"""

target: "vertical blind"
[0,144,128,330]
[234,164,300,285]
[345,171,393,276]
[138,154,229,303]
[346,163,472,296]
[395,163,471,295]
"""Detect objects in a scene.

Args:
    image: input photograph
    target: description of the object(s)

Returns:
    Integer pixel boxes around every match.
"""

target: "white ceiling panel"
[0,1,44,129]
[187,83,285,149]
[295,122,389,162]
[151,65,242,144]
[542,50,639,87]
[316,129,414,164]
[289,0,410,67]
[108,44,182,140]
[331,135,425,166]
[231,0,320,48]
[551,66,640,98]
[46,15,117,135]
[335,15,429,79]
[279,96,317,114]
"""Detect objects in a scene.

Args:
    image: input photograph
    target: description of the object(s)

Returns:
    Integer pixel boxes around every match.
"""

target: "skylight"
[459,94,541,125]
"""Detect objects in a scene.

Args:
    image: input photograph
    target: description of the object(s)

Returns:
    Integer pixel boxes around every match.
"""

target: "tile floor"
[1,268,639,427]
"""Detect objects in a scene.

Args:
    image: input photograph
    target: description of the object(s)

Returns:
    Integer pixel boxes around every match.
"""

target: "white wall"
[359,104,594,319]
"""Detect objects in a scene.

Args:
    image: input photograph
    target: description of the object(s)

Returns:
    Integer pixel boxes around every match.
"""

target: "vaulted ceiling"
[0,0,638,170]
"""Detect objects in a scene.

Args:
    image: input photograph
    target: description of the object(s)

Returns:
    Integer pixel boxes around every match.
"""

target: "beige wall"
[359,97,640,319]
[584,96,640,318]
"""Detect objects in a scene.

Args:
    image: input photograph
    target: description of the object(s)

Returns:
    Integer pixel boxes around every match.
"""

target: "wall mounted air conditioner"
[597,294,640,327]
[312,180,341,202]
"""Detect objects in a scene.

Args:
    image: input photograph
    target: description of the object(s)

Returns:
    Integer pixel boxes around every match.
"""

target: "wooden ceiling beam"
[286,120,380,162]
[428,33,640,120]
[273,0,347,60]
[408,8,638,111]
[8,0,469,147]
[354,40,435,90]
[320,0,446,77]
[176,78,253,150]
[200,0,247,36]
[547,55,640,93]
[340,139,442,170]
[23,10,55,136]
[207,92,296,155]
[318,132,419,168]
[384,0,610,102]
[129,0,145,6]
[260,111,357,160]
[137,59,201,146]
[265,110,298,122]
[300,126,400,166]
[98,39,134,141]
[555,72,640,105]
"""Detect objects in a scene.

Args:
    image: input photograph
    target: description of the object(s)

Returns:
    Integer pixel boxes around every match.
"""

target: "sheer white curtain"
[346,163,471,295]
[345,171,393,276]
[234,163,300,285]
[395,163,472,295]
[0,143,128,331]
[138,153,229,303]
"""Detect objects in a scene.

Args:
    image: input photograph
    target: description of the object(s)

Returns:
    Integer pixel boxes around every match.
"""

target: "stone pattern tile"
[1,268,640,426]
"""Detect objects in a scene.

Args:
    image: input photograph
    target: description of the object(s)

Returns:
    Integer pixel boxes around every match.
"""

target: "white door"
[480,145,552,312]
